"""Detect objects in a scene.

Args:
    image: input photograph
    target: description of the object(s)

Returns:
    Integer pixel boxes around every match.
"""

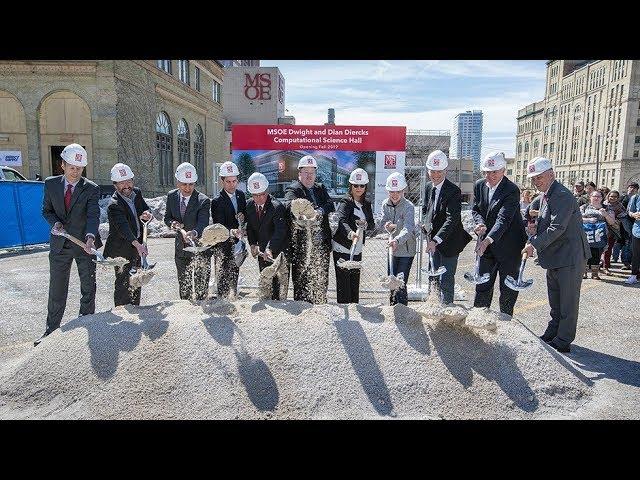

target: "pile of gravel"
[0,300,592,419]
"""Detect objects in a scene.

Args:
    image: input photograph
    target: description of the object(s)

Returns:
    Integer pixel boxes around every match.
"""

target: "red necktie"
[64,184,73,211]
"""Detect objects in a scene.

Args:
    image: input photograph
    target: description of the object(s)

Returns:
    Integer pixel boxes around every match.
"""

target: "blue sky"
[261,60,548,158]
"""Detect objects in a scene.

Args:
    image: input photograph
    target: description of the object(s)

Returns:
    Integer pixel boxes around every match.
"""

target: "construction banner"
[231,125,406,214]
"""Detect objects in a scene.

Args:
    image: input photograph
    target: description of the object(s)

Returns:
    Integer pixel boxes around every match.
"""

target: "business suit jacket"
[529,180,590,269]
[471,176,527,262]
[246,195,288,257]
[103,188,149,260]
[284,180,335,244]
[211,189,247,231]
[42,175,102,254]
[422,178,472,257]
[164,188,212,258]
[332,196,375,250]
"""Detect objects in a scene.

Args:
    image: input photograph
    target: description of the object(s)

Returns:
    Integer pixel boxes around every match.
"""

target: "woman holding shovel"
[380,172,416,306]
[332,168,375,304]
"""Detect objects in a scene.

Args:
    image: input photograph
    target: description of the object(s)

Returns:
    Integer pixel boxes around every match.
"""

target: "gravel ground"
[0,228,638,419]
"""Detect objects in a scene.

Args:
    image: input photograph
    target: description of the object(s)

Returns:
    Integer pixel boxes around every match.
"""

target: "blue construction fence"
[0,181,50,249]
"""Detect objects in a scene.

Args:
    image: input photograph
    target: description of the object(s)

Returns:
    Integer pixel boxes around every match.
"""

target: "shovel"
[51,227,128,268]
[233,213,248,268]
[380,241,405,291]
[420,223,446,277]
[177,227,211,254]
[464,234,491,285]
[130,217,156,277]
[504,251,534,292]
[337,224,364,270]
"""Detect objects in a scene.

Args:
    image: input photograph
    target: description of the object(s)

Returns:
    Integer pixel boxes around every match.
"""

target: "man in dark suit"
[245,172,289,300]
[284,155,335,304]
[103,163,152,306]
[471,151,527,317]
[164,162,212,301]
[523,157,590,353]
[210,161,247,298]
[37,143,102,346]
[422,150,472,304]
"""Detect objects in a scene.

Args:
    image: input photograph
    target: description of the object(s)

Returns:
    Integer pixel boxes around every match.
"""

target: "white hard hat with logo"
[426,150,448,171]
[298,155,318,169]
[60,143,88,167]
[247,172,269,194]
[526,156,553,177]
[219,161,240,177]
[481,151,506,171]
[385,172,407,191]
[110,163,134,181]
[349,168,369,185]
[175,162,198,183]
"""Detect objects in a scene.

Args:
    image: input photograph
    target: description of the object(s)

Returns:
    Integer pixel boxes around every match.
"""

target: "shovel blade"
[422,266,447,277]
[504,275,534,291]
[184,246,211,253]
[463,271,491,285]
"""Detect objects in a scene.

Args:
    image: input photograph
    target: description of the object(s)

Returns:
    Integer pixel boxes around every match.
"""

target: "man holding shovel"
[332,168,375,304]
[103,163,153,306]
[245,172,289,300]
[471,151,527,317]
[37,143,102,346]
[422,150,472,304]
[522,157,590,353]
[210,161,247,299]
[284,155,335,304]
[165,162,212,301]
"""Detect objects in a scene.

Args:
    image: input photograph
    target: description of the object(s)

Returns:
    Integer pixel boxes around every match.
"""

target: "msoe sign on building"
[222,67,286,125]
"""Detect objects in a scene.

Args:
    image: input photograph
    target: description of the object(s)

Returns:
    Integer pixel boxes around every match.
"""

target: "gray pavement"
[0,239,638,418]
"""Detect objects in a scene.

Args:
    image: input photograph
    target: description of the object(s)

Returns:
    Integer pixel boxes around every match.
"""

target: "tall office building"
[450,110,483,170]
[514,60,640,190]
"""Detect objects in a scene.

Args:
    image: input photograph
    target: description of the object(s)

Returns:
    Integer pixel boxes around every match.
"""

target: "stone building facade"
[514,60,640,191]
[0,60,225,197]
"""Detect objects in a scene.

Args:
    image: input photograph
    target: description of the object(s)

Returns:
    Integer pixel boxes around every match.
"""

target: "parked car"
[1,166,29,181]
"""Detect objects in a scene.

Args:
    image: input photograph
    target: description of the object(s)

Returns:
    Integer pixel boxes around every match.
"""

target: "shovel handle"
[521,251,529,260]
[56,231,88,250]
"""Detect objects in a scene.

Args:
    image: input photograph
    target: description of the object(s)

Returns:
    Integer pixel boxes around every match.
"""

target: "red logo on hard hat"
[186,171,192,178]
[253,182,260,189]
[528,165,535,173]
[392,179,398,187]
[384,155,397,169]
[356,174,362,180]
[75,153,83,161]
[433,158,440,166]
[487,158,495,167]
[227,165,233,172]
[119,169,126,177]
[307,158,313,164]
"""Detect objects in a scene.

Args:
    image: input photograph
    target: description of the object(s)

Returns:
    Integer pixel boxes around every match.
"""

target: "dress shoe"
[34,329,53,347]
[548,340,571,353]
[539,330,557,343]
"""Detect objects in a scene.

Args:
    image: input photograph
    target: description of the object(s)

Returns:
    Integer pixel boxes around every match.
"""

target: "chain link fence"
[234,165,436,303]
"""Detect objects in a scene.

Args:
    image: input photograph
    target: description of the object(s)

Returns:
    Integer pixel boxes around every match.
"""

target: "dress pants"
[542,260,585,348]
[430,250,459,304]
[333,251,363,304]
[473,250,520,316]
[114,256,141,306]
[46,242,96,332]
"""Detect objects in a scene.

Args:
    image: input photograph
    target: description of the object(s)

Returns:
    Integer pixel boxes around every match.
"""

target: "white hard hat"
[481,151,506,171]
[298,155,318,169]
[349,168,369,185]
[60,143,88,167]
[175,162,198,183]
[247,172,269,194]
[219,161,240,177]
[526,156,553,177]
[385,172,407,192]
[110,163,134,182]
[426,150,448,171]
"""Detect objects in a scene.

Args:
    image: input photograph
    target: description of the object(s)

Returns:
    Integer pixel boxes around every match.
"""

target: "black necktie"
[431,187,437,209]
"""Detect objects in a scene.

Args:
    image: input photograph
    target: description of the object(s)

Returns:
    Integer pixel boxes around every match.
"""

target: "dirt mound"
[0,300,591,419]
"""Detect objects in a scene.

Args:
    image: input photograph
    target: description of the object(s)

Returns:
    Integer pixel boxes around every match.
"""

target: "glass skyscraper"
[450,110,483,170]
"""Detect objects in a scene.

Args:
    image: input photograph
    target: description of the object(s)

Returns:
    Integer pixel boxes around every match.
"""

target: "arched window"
[156,112,173,186]
[533,139,539,156]
[193,124,205,185]
[524,141,529,152]
[517,142,522,155]
[177,119,190,165]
